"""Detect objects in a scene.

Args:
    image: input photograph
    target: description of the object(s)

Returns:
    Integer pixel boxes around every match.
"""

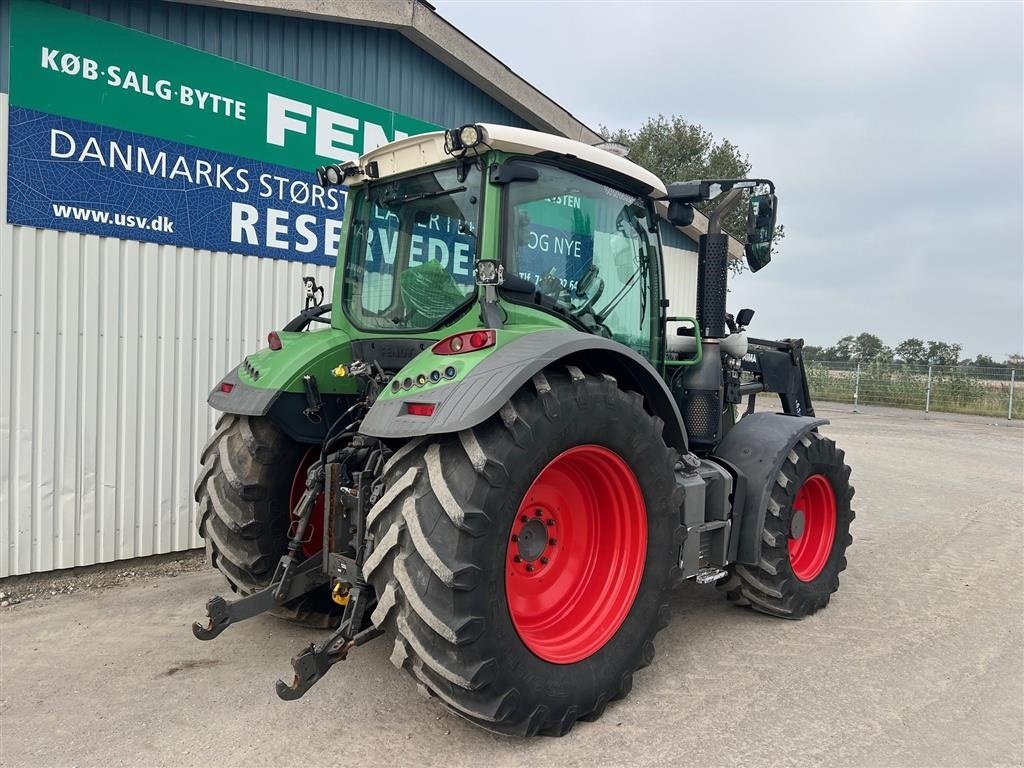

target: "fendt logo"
[265,93,409,163]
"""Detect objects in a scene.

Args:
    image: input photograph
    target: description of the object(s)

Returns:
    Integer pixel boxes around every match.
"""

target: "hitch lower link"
[191,462,382,700]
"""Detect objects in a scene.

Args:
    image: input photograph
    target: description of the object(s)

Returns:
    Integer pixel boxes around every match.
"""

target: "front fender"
[713,412,827,565]
[359,329,688,450]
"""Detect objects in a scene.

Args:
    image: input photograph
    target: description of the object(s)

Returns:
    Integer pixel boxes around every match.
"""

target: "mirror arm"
[707,188,745,236]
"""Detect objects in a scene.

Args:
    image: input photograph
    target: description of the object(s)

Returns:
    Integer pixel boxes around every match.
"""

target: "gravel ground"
[1,403,1022,767]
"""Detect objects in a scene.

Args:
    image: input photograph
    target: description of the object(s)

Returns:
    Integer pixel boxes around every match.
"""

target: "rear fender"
[359,329,688,451]
[713,412,827,565]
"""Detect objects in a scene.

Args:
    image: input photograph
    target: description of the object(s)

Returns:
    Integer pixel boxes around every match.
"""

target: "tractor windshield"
[342,165,481,331]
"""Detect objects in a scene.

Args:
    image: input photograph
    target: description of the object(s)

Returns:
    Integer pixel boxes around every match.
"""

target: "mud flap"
[713,412,827,565]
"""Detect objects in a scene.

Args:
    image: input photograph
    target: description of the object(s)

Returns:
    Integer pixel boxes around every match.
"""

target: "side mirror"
[736,308,755,327]
[666,200,695,227]
[745,193,777,272]
[490,161,540,185]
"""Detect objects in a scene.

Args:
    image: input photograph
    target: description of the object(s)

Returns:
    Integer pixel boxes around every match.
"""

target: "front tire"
[718,431,854,618]
[364,368,684,735]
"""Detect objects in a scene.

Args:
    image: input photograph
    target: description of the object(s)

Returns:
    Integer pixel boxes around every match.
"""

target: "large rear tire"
[364,368,684,736]
[717,430,854,618]
[194,413,339,627]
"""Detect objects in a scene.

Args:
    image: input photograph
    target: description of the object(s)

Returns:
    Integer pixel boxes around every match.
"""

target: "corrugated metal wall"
[661,221,698,319]
[0,91,334,575]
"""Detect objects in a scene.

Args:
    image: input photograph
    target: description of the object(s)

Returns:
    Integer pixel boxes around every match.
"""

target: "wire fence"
[805,361,1021,419]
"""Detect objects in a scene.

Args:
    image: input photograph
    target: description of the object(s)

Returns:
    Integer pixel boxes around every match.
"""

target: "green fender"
[360,329,688,451]
[207,327,358,416]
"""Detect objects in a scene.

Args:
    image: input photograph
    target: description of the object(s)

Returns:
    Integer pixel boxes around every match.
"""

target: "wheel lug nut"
[540,557,549,565]
[549,538,557,546]
[513,555,522,563]
[511,534,519,542]
[526,564,534,572]
[520,515,528,523]
[534,509,543,517]
[546,519,555,527]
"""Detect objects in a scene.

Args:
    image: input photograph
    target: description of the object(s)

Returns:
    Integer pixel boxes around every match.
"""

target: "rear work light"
[406,403,436,417]
[432,330,496,355]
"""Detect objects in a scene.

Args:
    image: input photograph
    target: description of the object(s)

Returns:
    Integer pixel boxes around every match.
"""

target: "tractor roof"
[352,123,668,199]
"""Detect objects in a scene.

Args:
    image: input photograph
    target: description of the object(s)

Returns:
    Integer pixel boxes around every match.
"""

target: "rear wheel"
[194,414,339,627]
[718,431,854,618]
[364,368,684,735]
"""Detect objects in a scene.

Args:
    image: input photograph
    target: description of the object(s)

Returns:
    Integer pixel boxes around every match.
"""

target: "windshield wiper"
[378,186,467,207]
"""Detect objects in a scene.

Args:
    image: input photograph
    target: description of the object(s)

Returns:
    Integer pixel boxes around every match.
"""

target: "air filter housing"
[672,340,724,452]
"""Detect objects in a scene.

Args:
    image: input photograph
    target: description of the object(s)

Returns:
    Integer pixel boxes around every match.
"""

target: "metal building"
[0,0,734,576]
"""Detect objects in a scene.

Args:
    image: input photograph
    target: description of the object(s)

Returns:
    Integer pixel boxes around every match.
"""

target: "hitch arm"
[275,625,382,701]
[191,554,327,640]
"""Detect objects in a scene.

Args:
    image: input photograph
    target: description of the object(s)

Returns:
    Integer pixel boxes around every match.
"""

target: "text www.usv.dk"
[51,203,175,232]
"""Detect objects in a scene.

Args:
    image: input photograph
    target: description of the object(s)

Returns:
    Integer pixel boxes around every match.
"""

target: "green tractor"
[192,123,854,736]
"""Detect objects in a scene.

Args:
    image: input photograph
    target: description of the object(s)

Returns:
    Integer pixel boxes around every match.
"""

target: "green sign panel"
[6,0,441,262]
[8,0,438,170]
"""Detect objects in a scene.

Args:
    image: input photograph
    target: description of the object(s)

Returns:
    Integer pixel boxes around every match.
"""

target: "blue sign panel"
[6,107,346,265]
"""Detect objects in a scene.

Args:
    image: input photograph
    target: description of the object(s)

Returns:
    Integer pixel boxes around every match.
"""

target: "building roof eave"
[177,0,744,254]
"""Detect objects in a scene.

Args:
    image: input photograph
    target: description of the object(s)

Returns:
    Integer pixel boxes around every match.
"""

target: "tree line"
[802,333,1022,369]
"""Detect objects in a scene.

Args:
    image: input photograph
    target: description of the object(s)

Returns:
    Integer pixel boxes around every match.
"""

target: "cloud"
[435,0,1024,357]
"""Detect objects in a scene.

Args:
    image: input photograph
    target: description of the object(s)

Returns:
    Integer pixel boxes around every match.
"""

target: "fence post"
[853,362,861,413]
[925,364,933,413]
[1009,369,1016,421]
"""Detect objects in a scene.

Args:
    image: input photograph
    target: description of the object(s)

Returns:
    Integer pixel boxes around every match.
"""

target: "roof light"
[406,403,436,417]
[433,330,497,355]
[268,331,282,350]
[459,125,480,147]
[315,161,362,187]
[443,124,487,155]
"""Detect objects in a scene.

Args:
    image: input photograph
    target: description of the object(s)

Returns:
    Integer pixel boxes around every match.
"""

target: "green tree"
[802,344,823,362]
[852,332,892,362]
[969,354,998,368]
[894,338,928,365]
[601,115,784,272]
[925,340,963,366]
[823,335,856,361]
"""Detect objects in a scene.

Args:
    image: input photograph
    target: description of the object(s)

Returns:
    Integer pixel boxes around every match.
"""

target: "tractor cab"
[320,124,776,364]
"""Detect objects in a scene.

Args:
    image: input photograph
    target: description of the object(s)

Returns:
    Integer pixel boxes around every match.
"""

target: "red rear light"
[407,403,436,417]
[268,331,282,351]
[220,382,234,393]
[433,330,496,355]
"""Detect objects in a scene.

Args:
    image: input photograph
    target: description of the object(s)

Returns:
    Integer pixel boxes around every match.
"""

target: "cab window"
[504,163,658,357]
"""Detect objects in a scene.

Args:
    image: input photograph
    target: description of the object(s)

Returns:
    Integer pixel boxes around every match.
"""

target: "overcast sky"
[434,1,1024,359]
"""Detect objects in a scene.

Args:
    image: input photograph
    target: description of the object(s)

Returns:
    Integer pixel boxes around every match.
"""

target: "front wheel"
[364,368,684,735]
[718,431,854,618]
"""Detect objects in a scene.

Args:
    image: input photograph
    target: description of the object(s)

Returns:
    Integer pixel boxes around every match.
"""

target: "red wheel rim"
[505,445,647,664]
[289,447,324,558]
[788,474,837,582]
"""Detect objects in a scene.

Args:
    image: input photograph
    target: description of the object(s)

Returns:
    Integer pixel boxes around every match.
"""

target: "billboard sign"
[5,0,439,265]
